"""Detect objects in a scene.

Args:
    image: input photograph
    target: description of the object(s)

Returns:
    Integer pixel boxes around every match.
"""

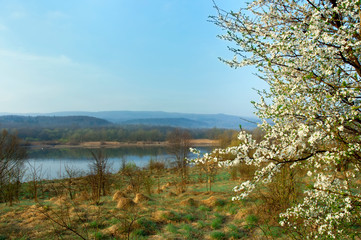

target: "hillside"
[121,117,208,128]
[0,115,112,129]
[0,111,260,129]
[38,111,259,129]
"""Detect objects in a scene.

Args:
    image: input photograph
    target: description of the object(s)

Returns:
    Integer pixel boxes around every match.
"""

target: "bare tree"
[0,130,27,205]
[62,165,84,200]
[27,162,44,202]
[87,149,111,203]
[167,128,191,181]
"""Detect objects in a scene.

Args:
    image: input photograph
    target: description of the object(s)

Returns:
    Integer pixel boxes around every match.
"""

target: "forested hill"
[0,115,112,128]
[0,114,245,143]
[0,111,260,129]
[121,118,208,128]
[30,111,259,129]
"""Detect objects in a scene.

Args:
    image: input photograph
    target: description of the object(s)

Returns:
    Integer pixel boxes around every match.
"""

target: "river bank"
[27,139,220,149]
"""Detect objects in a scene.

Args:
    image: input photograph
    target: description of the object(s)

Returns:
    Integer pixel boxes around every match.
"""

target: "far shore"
[27,139,220,149]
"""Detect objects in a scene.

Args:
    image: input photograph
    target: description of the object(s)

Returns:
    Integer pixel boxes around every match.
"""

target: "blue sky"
[0,0,267,117]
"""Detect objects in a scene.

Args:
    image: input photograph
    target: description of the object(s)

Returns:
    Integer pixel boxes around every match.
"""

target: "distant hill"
[0,115,112,128]
[44,111,259,129]
[122,118,208,128]
[0,111,260,129]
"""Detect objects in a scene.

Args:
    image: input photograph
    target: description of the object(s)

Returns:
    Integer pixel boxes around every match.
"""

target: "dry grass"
[201,196,219,207]
[0,167,292,239]
[133,193,150,203]
[112,190,126,201]
[116,197,135,209]
[180,197,198,207]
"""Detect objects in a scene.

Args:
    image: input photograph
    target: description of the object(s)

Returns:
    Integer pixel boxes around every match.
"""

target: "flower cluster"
[190,0,361,238]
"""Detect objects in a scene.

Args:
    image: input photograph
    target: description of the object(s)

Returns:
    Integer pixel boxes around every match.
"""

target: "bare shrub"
[26,162,45,202]
[148,158,166,173]
[218,130,239,148]
[37,197,90,240]
[254,164,302,225]
[237,162,256,180]
[0,130,27,205]
[167,128,191,181]
[173,176,187,194]
[121,163,154,195]
[116,206,142,240]
[121,163,142,194]
[62,165,84,200]
[87,149,111,203]
[35,176,96,240]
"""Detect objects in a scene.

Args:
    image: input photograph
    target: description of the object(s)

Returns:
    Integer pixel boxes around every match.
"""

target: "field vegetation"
[0,148,298,240]
[0,128,276,240]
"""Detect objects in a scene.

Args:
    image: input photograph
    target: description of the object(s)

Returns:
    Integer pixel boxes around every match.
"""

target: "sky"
[0,0,268,117]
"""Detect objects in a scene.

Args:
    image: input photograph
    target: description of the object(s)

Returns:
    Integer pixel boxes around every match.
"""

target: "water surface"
[26,146,212,179]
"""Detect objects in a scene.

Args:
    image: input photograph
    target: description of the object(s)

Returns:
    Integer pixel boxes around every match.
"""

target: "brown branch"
[37,204,88,240]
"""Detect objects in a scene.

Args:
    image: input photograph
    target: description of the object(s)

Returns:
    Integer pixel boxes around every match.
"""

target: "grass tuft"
[210,231,226,240]
[166,223,178,234]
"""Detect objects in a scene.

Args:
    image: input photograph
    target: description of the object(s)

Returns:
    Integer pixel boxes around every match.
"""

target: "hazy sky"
[0,0,267,117]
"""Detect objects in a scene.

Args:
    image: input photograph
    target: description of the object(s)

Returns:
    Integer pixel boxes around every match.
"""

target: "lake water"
[25,146,213,180]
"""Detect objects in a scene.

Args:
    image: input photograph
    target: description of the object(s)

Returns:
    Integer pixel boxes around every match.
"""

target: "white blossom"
[189,0,361,238]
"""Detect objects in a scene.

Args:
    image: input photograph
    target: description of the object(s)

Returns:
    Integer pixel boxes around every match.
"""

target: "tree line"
[1,125,239,144]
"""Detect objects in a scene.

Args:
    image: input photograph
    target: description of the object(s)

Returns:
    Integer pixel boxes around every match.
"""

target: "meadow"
[0,158,290,240]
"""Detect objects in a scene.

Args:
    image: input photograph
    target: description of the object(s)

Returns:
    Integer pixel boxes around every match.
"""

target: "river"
[25,146,213,180]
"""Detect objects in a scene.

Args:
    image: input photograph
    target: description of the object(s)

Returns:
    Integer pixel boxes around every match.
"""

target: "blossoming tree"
[193,0,361,238]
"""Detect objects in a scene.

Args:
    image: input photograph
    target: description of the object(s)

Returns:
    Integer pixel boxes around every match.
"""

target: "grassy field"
[0,164,288,240]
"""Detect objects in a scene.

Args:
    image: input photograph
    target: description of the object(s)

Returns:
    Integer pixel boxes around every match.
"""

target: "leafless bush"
[254,164,302,225]
[116,206,142,240]
[0,130,27,205]
[122,163,154,195]
[197,160,219,192]
[173,176,187,194]
[237,162,257,180]
[37,190,90,240]
[27,162,45,202]
[148,158,166,173]
[167,128,191,181]
[1,164,25,205]
[61,165,84,200]
[87,149,112,203]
